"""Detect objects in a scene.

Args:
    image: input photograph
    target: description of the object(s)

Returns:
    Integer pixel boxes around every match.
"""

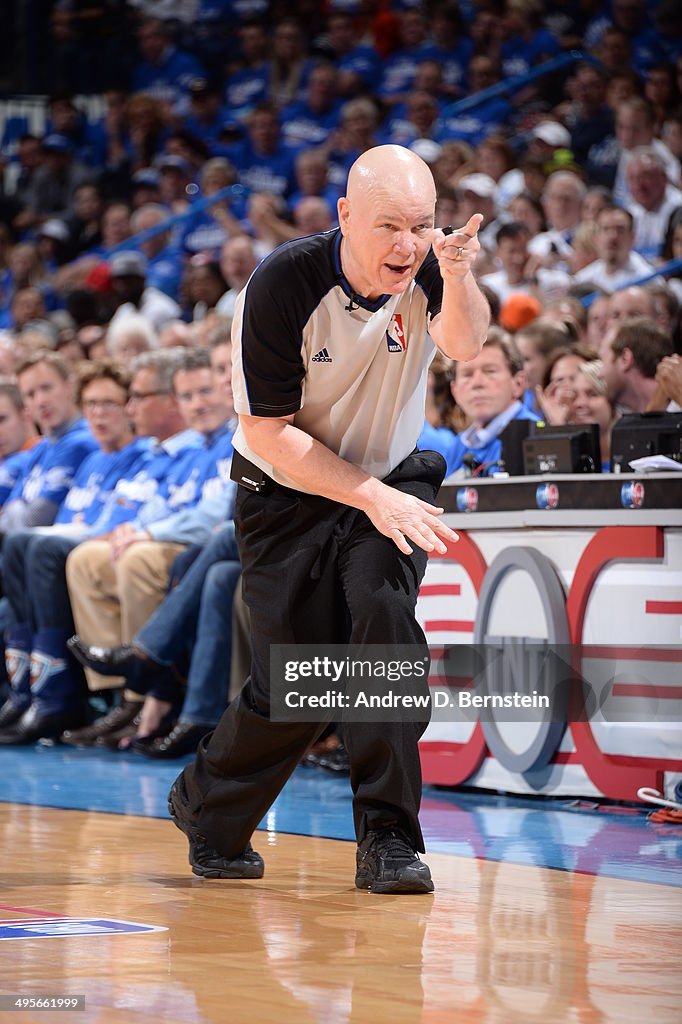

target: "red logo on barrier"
[420,526,677,800]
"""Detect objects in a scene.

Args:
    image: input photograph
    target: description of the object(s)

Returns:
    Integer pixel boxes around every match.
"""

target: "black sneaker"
[167,775,264,880]
[355,828,434,895]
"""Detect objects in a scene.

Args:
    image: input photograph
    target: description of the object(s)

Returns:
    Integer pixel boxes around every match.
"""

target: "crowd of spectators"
[0,0,681,759]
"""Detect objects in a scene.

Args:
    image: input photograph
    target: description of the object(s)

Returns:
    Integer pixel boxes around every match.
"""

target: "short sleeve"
[232,248,319,417]
[415,249,444,321]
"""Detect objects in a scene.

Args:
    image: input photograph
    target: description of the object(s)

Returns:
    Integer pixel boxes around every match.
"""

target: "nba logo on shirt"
[386,314,407,353]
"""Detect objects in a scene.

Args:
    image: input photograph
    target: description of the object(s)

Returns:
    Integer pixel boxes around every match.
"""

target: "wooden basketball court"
[1,798,680,1024]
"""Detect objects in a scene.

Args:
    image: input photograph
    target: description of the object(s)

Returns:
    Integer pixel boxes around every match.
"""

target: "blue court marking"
[0,918,167,940]
[0,745,679,888]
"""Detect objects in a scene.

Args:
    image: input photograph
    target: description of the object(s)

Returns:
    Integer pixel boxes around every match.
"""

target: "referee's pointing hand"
[432,213,483,279]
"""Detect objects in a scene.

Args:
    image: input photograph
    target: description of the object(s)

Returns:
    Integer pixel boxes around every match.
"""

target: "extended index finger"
[461,213,484,237]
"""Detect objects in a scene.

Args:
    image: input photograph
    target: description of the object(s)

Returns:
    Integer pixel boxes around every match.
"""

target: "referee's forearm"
[241,417,383,511]
[432,274,489,362]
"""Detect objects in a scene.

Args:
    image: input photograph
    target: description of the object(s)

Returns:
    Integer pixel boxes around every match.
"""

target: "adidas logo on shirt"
[312,348,332,363]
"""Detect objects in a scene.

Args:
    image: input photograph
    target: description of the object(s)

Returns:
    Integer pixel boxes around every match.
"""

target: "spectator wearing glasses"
[63,349,236,743]
[0,361,149,743]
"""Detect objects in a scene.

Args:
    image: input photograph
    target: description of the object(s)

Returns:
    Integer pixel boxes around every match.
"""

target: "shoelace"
[372,829,416,861]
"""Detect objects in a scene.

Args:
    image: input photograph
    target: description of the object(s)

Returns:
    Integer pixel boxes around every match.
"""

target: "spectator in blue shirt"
[0,361,149,744]
[87,350,199,538]
[64,338,241,752]
[280,62,344,150]
[180,158,247,259]
[0,347,201,742]
[435,55,513,148]
[0,380,40,508]
[563,63,615,166]
[131,168,162,210]
[222,103,297,199]
[0,243,57,324]
[420,330,540,478]
[65,347,236,722]
[130,203,183,302]
[378,8,434,105]
[0,286,47,333]
[266,18,315,109]
[324,97,382,194]
[323,11,380,97]
[500,0,561,79]
[286,147,342,216]
[183,77,236,149]
[378,91,441,148]
[156,154,193,217]
[45,94,107,169]
[585,0,666,77]
[224,21,270,124]
[0,352,98,532]
[423,5,473,98]
[132,18,206,110]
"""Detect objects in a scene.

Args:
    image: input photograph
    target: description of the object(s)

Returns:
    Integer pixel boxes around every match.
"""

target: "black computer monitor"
[499,417,534,476]
[610,411,682,472]
[522,422,602,474]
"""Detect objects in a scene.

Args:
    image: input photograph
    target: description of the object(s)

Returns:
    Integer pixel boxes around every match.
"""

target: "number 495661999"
[0,995,85,1011]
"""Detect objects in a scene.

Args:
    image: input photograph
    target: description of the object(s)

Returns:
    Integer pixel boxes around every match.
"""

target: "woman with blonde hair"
[569,359,618,471]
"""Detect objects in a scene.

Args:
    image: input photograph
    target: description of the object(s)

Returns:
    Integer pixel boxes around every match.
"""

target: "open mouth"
[385,262,411,276]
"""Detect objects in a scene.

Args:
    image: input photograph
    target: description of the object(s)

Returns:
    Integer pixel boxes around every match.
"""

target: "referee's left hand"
[365,484,459,556]
[432,214,483,279]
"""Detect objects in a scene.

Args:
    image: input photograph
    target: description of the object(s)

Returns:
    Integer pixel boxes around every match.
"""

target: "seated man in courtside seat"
[423,329,540,478]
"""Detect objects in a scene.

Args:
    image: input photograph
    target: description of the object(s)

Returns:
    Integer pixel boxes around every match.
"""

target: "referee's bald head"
[346,145,436,205]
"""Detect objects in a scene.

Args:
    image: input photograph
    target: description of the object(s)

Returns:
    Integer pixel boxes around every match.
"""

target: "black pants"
[183,449,446,858]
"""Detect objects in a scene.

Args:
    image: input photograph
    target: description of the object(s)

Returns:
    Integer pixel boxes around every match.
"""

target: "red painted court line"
[425,620,475,633]
[612,683,682,699]
[420,584,461,597]
[646,600,682,615]
[582,645,682,662]
[0,904,62,918]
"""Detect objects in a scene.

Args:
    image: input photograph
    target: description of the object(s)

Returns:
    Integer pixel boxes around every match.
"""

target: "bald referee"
[169,144,489,894]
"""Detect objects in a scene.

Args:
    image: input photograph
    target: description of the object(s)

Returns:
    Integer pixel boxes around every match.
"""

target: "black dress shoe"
[61,698,142,746]
[94,719,142,750]
[0,698,29,730]
[100,710,176,752]
[67,637,140,678]
[137,721,213,759]
[0,705,88,746]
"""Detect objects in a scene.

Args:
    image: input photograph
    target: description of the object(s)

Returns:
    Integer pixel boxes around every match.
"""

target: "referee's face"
[339,186,435,300]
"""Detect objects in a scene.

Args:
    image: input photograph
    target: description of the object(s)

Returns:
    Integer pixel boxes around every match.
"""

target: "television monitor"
[610,411,682,472]
[522,422,602,475]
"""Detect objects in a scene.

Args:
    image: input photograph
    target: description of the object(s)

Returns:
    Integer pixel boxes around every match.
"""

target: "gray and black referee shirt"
[232,228,444,492]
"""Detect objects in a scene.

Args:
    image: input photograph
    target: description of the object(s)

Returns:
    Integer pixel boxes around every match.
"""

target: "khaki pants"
[65,540,185,691]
